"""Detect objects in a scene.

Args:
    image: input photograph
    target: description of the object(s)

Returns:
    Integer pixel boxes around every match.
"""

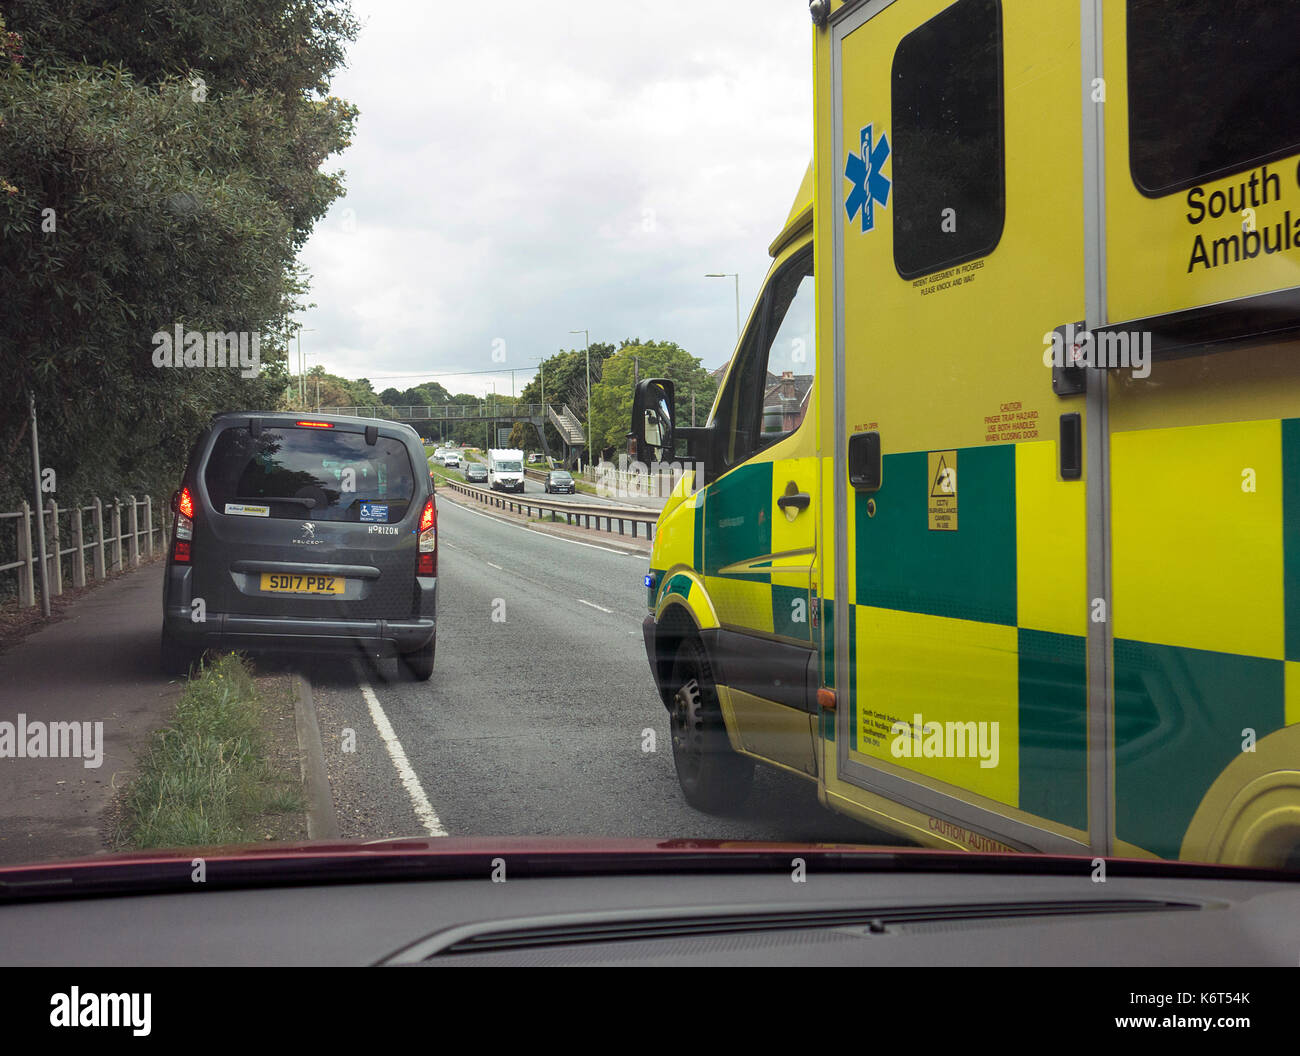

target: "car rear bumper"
[164,566,436,657]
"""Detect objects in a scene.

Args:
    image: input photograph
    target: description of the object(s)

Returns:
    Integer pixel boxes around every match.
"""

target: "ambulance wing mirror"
[848,431,882,492]
[632,378,675,465]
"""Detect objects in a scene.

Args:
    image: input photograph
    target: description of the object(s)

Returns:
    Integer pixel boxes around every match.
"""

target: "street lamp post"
[569,328,590,470]
[705,273,740,344]
[295,327,316,407]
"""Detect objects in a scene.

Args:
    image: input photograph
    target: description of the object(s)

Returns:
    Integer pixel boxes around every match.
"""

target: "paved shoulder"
[0,561,179,865]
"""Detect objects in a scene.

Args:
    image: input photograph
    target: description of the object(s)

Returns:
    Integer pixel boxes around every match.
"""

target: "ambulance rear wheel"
[669,637,753,813]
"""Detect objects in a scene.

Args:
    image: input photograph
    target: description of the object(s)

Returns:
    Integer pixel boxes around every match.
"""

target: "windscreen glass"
[204,427,415,522]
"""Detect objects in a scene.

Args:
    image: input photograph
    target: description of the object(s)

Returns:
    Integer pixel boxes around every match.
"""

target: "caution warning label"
[928,451,957,531]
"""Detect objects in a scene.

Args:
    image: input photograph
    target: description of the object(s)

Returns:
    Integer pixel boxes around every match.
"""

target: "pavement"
[0,559,181,865]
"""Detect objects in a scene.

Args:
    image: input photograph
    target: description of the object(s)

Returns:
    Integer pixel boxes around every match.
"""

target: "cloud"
[300,0,812,398]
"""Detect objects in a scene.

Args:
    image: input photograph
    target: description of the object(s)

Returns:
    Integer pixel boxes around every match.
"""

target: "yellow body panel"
[850,607,1018,806]
[1015,439,1087,639]
[1111,419,1283,659]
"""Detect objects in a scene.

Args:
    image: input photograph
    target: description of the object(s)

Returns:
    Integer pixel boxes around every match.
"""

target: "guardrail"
[1,495,172,609]
[441,478,658,541]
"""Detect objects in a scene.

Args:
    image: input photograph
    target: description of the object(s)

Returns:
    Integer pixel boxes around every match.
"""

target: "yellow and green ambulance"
[634,0,1300,867]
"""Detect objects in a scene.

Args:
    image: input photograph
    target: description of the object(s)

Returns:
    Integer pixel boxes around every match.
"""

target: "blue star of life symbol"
[844,123,891,233]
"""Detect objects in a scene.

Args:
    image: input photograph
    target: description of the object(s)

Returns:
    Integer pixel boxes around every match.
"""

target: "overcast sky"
[297,0,813,400]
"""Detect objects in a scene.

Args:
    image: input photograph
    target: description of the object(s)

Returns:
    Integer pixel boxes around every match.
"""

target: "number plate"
[259,573,344,595]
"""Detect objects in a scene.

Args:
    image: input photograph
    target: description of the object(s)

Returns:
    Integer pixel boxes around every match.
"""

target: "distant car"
[443,451,460,468]
[544,470,575,495]
[527,453,541,464]
[431,452,445,465]
[465,463,488,484]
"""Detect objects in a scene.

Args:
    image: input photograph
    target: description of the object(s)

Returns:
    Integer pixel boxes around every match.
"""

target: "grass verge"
[114,653,305,849]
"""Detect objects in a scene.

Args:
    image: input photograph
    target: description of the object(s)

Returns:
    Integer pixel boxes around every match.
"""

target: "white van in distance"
[487,448,525,493]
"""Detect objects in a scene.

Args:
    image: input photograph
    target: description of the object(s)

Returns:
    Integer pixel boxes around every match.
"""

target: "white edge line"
[577,599,614,613]
[356,665,448,838]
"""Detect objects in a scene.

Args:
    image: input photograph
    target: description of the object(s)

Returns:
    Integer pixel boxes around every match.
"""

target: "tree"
[307,366,368,409]
[0,3,358,520]
[587,340,716,460]
[514,342,616,456]
[402,381,452,406]
[507,422,533,450]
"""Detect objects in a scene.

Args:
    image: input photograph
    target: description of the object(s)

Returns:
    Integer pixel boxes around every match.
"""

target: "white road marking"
[440,495,645,556]
[577,599,614,613]
[486,561,503,570]
[356,666,448,838]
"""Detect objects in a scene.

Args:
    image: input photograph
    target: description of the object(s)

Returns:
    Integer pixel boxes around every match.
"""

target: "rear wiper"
[247,496,317,509]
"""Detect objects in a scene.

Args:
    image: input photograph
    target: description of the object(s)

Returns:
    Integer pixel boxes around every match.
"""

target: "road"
[306,495,895,843]
[434,455,667,510]
[470,475,667,510]
[519,475,666,509]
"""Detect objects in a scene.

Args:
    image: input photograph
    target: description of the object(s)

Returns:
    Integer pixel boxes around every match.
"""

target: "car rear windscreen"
[204,426,416,522]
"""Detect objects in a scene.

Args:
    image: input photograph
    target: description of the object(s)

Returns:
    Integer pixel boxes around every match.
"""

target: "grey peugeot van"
[161,412,437,680]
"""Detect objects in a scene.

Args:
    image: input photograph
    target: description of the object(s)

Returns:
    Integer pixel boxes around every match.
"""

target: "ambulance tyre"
[669,636,753,813]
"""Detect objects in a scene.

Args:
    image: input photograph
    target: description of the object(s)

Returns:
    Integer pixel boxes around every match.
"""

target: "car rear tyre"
[160,628,200,679]
[668,636,753,813]
[399,636,435,681]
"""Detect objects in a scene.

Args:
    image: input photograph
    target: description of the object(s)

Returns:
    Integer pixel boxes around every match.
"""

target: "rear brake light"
[295,420,334,428]
[417,497,437,576]
[173,486,194,561]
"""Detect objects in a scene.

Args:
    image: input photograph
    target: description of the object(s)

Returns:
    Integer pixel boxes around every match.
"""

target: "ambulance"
[633,0,1300,867]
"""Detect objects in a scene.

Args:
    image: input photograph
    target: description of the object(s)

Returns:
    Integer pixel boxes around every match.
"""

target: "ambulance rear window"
[1127,0,1300,197]
[890,0,1005,280]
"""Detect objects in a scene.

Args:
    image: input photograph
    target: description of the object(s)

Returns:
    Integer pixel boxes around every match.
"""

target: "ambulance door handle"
[1059,413,1082,480]
[777,491,810,511]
